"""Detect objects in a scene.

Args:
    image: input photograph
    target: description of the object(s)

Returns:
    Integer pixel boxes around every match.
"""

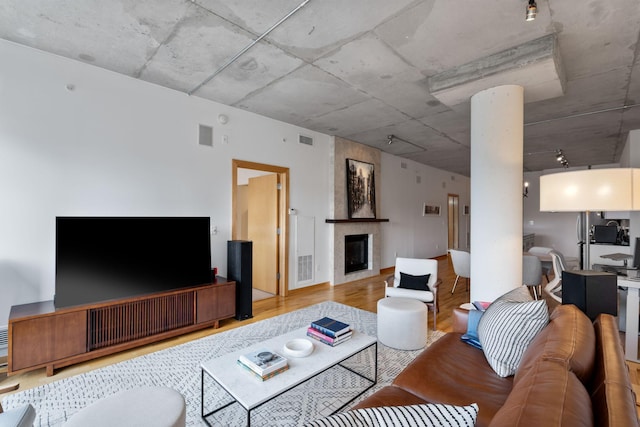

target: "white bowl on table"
[283,338,314,358]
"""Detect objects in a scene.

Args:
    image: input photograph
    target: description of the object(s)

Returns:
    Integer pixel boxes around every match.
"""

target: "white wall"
[0,40,332,323]
[380,153,470,268]
[0,39,473,326]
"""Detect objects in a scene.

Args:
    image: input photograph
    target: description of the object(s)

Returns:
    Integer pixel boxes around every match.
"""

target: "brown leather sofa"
[354,304,639,427]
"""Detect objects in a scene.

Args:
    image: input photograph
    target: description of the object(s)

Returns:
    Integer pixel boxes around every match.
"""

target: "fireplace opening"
[345,234,369,274]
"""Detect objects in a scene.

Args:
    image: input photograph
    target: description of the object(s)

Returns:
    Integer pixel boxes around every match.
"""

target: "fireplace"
[345,234,369,274]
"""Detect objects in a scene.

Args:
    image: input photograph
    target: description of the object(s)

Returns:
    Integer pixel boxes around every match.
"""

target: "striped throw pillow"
[304,403,478,427]
[478,296,549,377]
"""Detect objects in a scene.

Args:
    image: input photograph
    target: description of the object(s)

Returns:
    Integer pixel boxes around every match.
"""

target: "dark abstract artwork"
[346,159,376,219]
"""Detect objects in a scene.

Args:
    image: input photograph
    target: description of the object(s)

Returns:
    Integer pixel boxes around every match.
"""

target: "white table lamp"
[540,168,640,269]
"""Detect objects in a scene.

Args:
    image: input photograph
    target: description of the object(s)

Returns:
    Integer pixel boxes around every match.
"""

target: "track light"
[523,181,529,198]
[385,134,426,151]
[526,0,537,21]
[555,149,569,168]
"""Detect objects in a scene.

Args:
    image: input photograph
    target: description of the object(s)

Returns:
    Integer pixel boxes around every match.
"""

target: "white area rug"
[2,301,444,426]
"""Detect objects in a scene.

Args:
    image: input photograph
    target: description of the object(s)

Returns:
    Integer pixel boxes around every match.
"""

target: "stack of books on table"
[306,316,353,347]
[237,349,289,381]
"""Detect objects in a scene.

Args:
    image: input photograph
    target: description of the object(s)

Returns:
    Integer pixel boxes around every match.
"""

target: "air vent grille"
[0,327,7,350]
[297,255,313,282]
[298,134,313,146]
[198,124,213,147]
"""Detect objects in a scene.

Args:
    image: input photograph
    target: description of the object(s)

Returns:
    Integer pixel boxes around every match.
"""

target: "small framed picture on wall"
[423,204,440,216]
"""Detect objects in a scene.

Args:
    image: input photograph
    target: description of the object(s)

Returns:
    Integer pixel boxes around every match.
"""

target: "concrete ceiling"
[2,0,640,176]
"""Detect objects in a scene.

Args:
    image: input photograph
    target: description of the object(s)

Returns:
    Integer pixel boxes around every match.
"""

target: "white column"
[470,85,524,302]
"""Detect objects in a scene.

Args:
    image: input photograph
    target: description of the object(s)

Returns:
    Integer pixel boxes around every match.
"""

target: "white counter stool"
[64,387,186,427]
[377,297,428,350]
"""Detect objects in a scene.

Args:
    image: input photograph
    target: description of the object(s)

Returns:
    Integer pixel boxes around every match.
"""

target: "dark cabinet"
[562,270,617,320]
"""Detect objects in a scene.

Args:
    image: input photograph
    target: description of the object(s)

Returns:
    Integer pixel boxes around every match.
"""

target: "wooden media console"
[8,278,235,376]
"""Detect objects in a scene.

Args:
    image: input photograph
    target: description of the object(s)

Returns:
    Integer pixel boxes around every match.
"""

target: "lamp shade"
[540,168,640,212]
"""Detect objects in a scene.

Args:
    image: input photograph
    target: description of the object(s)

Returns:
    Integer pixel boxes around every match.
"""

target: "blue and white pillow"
[304,403,479,427]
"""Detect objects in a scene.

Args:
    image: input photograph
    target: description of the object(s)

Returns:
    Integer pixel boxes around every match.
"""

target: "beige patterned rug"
[2,301,445,426]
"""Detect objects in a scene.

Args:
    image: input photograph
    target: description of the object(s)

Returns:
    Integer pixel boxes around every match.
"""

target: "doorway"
[448,194,460,250]
[232,160,289,300]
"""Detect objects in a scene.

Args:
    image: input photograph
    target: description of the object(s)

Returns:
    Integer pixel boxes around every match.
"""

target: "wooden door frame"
[447,193,460,250]
[232,159,289,297]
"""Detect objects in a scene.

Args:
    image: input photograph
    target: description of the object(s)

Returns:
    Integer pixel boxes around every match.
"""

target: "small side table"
[377,298,427,350]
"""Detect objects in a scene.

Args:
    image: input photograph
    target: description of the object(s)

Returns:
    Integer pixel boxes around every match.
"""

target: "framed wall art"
[423,204,440,216]
[346,159,376,219]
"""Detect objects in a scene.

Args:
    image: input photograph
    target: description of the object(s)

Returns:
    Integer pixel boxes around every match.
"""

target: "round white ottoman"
[377,297,428,350]
[64,387,186,427]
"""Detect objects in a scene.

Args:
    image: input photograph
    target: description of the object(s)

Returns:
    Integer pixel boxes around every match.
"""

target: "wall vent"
[416,176,422,184]
[295,216,315,285]
[198,124,213,147]
[400,162,408,169]
[298,134,313,146]
[0,327,7,357]
[297,255,313,282]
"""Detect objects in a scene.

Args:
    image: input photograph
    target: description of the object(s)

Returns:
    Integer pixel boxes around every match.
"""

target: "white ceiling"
[3,0,640,176]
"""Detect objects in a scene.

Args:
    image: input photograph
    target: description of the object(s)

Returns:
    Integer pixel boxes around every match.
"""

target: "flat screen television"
[593,225,618,244]
[55,216,212,308]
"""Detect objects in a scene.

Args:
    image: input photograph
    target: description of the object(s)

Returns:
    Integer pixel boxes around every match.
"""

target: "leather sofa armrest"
[452,307,469,333]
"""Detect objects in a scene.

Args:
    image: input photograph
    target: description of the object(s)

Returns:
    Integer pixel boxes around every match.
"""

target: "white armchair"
[384,257,441,329]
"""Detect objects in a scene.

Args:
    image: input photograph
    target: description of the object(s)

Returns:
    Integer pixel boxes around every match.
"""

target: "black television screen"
[593,225,618,244]
[55,216,212,308]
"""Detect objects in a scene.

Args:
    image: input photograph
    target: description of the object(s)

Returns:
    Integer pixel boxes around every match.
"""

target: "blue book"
[310,317,350,338]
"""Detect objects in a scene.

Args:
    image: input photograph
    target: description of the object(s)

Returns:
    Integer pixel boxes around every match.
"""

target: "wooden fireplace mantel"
[325,218,389,223]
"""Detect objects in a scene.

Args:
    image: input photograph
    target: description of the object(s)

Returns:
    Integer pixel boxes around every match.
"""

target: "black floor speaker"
[228,240,253,320]
[562,270,617,320]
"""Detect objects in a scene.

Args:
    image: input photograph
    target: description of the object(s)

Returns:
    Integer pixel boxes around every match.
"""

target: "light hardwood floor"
[1,255,639,413]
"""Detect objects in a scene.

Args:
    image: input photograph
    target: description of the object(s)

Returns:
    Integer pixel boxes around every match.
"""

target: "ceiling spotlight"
[523,181,529,198]
[526,0,537,21]
[555,149,570,168]
[384,134,425,151]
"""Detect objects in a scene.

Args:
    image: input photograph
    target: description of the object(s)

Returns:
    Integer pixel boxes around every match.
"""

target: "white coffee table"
[200,326,377,426]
